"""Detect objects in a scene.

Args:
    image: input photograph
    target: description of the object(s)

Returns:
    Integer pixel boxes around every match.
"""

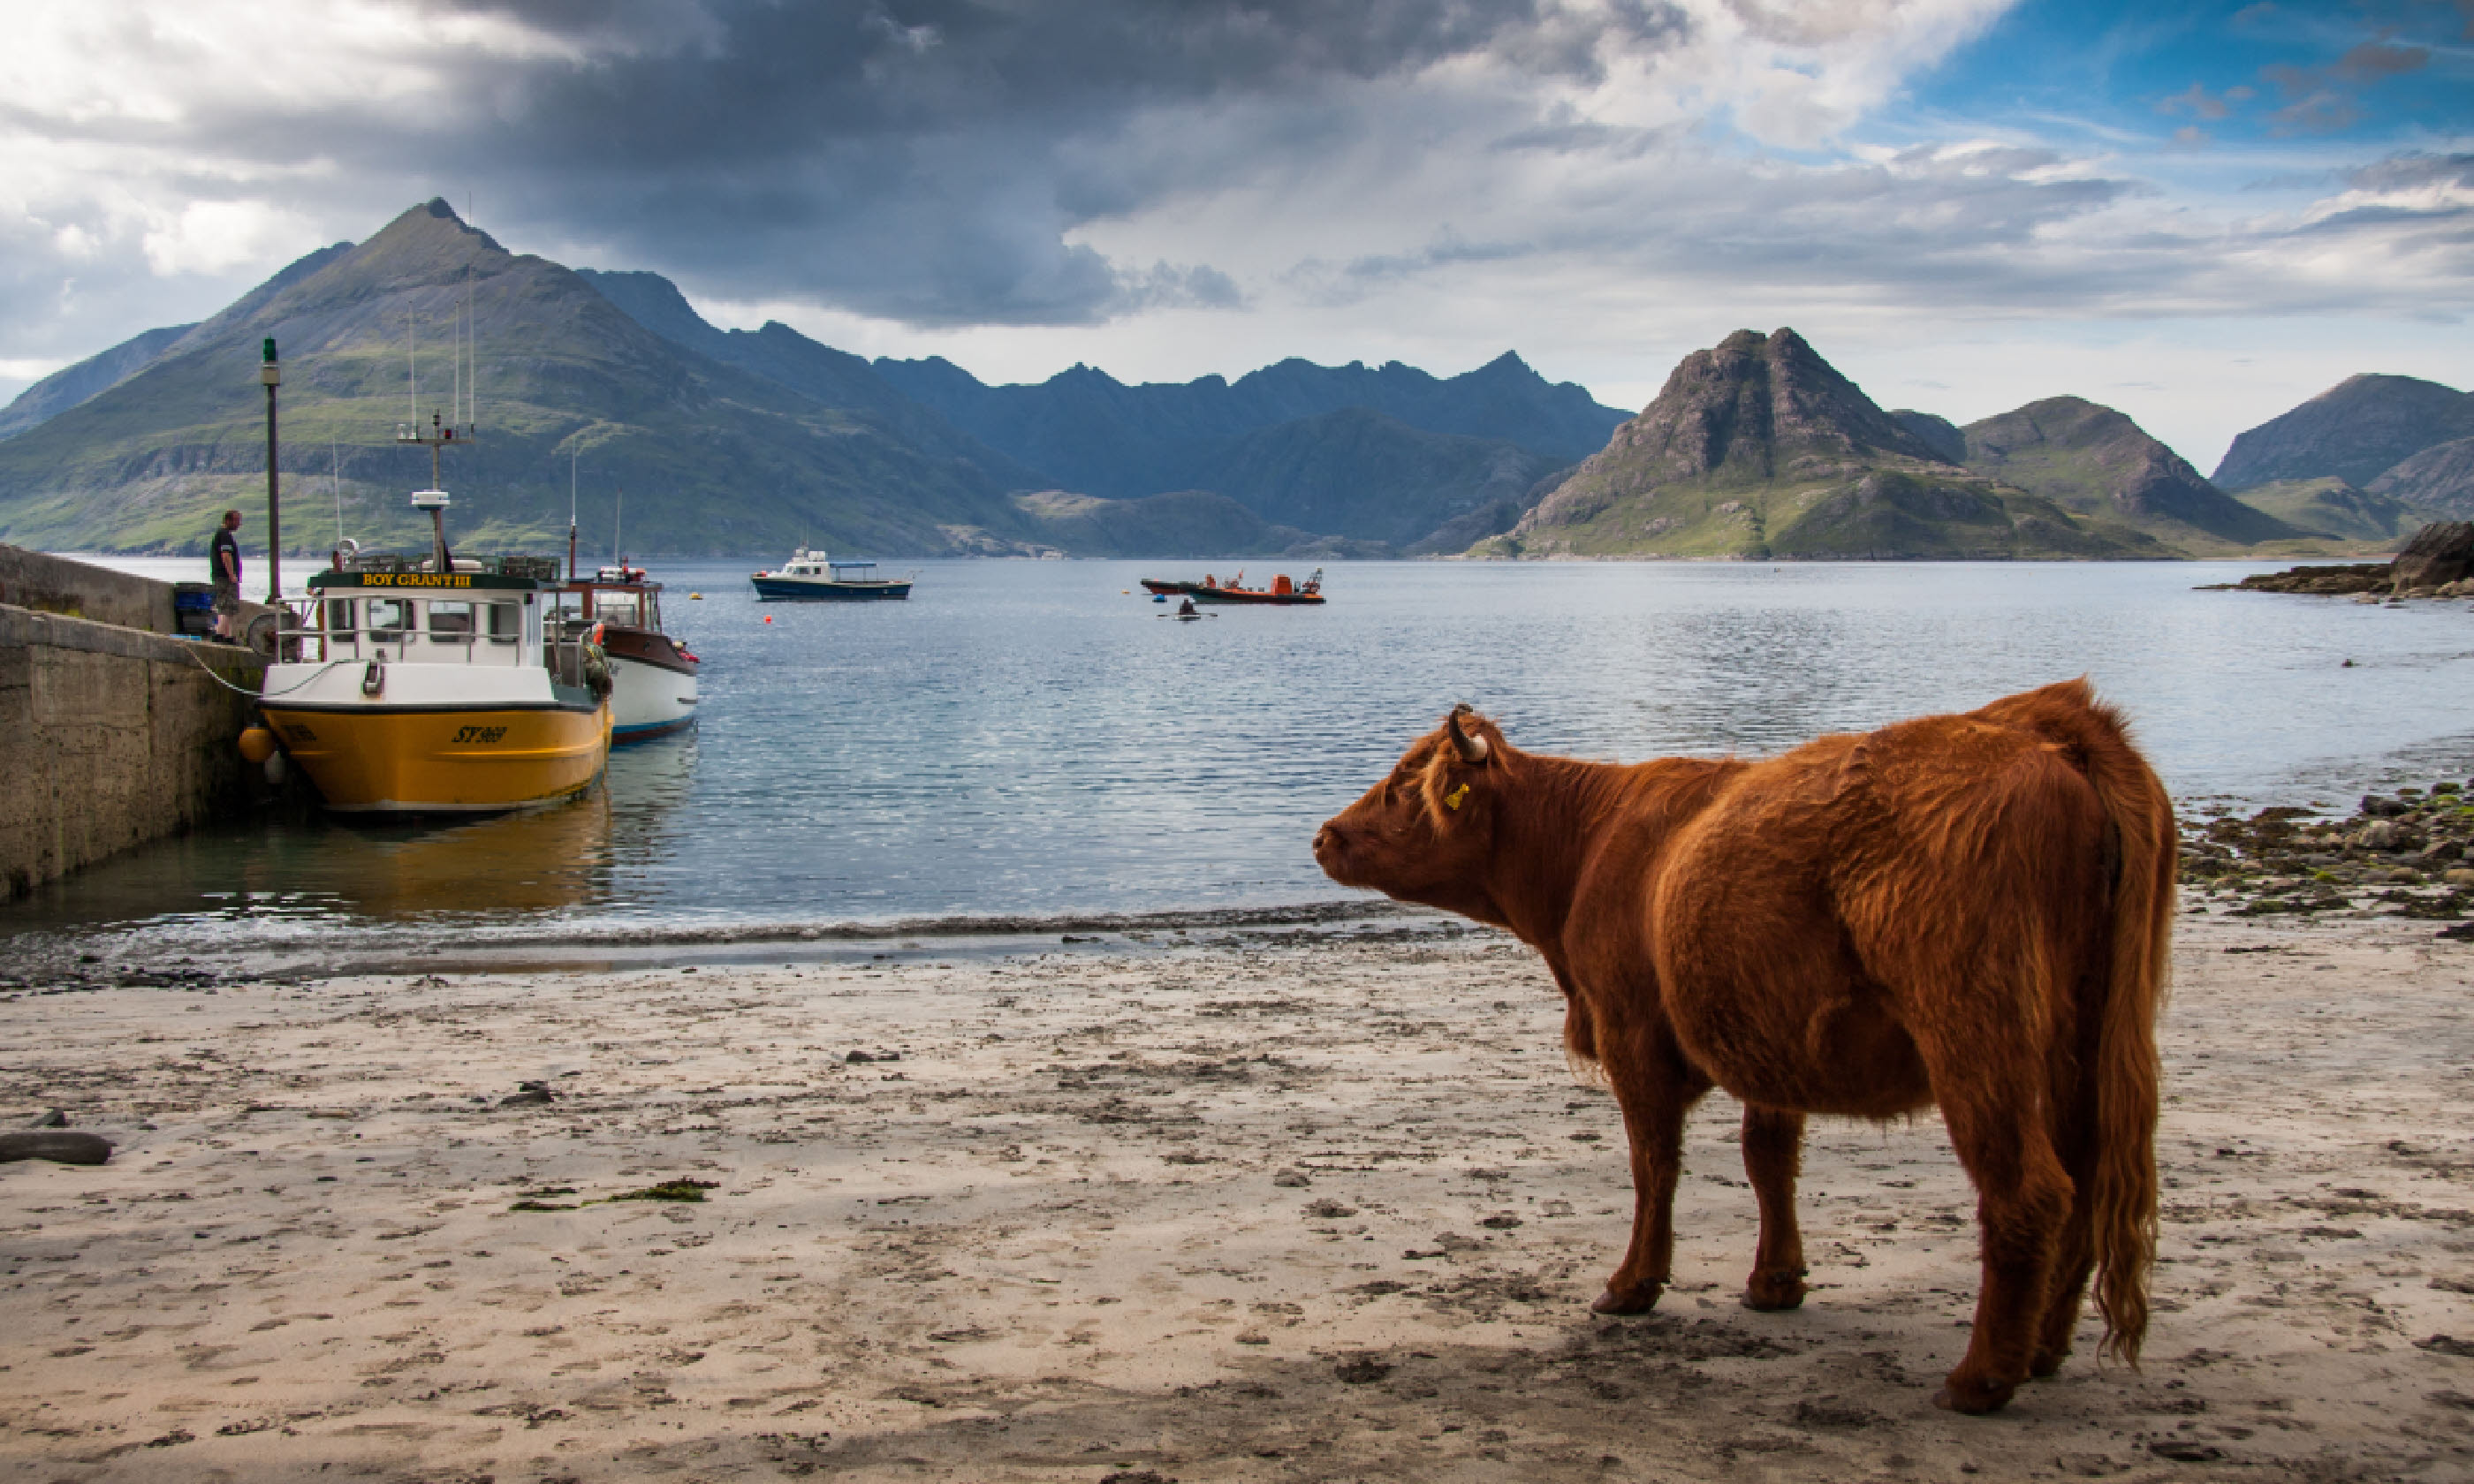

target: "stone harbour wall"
[0,544,179,633]
[0,601,267,900]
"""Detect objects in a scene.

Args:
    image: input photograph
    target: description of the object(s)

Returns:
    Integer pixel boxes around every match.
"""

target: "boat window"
[484,602,522,644]
[427,601,476,641]
[322,598,356,641]
[367,597,413,641]
[644,594,661,632]
[545,590,590,640]
[596,593,643,628]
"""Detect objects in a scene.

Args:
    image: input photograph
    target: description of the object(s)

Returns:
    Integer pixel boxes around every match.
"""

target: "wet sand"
[4,910,2470,1482]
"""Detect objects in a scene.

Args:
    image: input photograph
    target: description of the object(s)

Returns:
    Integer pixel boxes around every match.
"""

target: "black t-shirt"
[210,528,241,586]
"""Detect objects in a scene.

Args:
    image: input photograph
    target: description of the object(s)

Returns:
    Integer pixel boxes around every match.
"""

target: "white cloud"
[0,0,2466,477]
[140,199,307,276]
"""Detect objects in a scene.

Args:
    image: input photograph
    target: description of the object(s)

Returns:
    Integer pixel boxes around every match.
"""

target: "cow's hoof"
[1590,1284,1661,1315]
[1742,1268,1807,1312]
[1931,1378,2015,1415]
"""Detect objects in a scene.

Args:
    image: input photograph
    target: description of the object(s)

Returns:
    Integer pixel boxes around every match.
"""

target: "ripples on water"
[10,557,2473,957]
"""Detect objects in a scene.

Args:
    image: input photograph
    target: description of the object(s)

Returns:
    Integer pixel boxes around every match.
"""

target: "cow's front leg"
[1740,1105,1809,1310]
[1591,1035,1708,1315]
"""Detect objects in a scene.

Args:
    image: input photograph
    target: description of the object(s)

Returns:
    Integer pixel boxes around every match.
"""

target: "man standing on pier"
[210,509,243,641]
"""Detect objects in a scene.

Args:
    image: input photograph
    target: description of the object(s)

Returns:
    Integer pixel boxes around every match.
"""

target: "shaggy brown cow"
[1313,680,2172,1413]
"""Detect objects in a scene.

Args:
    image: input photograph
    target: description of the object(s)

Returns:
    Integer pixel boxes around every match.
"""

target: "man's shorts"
[212,579,240,617]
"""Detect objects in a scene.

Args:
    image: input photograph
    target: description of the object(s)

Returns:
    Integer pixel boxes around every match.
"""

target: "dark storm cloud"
[359,0,1689,324]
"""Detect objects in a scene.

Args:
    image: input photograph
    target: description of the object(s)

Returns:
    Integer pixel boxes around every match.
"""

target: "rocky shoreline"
[2209,519,2474,598]
[2182,783,2474,932]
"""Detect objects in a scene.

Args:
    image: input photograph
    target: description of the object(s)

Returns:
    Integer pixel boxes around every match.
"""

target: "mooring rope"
[181,644,353,700]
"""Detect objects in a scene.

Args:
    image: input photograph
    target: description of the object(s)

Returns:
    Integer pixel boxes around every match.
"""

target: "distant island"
[1,199,2469,561]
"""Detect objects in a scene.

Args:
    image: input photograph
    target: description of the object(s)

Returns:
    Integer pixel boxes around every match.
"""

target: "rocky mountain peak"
[1594,326,1947,485]
[2214,373,2474,490]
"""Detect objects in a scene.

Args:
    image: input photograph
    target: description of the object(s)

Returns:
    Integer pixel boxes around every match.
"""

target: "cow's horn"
[1448,703,1490,763]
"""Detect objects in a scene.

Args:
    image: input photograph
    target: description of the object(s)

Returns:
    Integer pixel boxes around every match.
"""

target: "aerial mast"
[398,291,474,573]
[398,408,470,573]
[261,337,282,603]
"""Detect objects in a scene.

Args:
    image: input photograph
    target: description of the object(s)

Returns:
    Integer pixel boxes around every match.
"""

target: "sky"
[1,0,2468,471]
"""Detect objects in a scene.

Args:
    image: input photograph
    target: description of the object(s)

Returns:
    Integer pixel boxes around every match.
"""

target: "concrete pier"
[1,546,267,899]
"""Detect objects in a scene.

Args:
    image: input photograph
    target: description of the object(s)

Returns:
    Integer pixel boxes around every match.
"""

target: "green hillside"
[1957,396,2300,552]
[997,490,1360,558]
[0,201,1040,558]
[2231,478,2430,543]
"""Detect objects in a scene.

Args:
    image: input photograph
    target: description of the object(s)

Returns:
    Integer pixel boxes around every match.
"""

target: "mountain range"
[1,198,2467,562]
[2208,373,2474,524]
[1488,329,2474,560]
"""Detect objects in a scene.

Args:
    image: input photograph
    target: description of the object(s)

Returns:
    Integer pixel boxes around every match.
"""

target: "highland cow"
[1312,680,2172,1413]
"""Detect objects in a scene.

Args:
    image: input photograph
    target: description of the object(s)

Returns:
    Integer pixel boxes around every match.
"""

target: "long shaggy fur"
[1313,679,2174,1412]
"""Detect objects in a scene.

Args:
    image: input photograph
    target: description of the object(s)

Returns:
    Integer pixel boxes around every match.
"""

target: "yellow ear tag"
[1444,784,1470,812]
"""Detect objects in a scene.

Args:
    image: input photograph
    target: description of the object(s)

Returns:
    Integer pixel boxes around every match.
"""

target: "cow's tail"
[1982,678,2172,1366]
[2052,683,2174,1366]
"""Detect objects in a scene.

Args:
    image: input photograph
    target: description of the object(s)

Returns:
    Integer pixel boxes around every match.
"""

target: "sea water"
[7,557,2470,962]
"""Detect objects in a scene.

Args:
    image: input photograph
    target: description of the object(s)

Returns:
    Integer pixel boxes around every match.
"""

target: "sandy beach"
[4,907,2470,1483]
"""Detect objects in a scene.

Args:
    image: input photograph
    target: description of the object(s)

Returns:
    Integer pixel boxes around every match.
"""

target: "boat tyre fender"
[0,1132,114,1165]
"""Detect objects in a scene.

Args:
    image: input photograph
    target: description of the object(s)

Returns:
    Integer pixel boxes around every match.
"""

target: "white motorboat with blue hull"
[751,549,914,601]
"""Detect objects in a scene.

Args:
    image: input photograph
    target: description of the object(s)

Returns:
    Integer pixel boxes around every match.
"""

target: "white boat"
[751,548,914,600]
[552,564,699,742]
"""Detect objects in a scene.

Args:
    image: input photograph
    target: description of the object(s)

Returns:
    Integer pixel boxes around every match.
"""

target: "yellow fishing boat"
[255,563,612,812]
[250,464,613,812]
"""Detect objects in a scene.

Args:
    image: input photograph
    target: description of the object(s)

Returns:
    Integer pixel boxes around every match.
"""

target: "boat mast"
[568,448,579,581]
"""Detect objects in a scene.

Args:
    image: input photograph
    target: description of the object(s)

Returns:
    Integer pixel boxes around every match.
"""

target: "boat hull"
[1190,589,1324,604]
[259,701,611,813]
[752,577,911,601]
[603,630,699,742]
[1142,578,1322,603]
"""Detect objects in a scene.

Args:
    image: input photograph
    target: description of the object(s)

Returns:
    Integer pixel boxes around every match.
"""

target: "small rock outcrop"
[2219,563,2393,594]
[2390,521,2474,589]
[2212,520,2474,596]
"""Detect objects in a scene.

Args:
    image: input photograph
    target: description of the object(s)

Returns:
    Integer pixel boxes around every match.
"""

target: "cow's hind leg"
[2032,1075,2101,1377]
[1741,1106,1809,1311]
[1931,1093,2075,1414]
[1591,1030,1710,1315]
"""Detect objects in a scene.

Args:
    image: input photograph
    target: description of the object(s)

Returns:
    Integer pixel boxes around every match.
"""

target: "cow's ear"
[1447,704,1491,766]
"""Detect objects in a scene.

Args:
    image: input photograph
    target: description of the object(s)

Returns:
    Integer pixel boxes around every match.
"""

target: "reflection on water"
[9,557,2474,958]
[5,736,694,935]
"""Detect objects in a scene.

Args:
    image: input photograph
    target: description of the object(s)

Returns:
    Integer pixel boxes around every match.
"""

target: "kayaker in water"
[1177,597,1197,617]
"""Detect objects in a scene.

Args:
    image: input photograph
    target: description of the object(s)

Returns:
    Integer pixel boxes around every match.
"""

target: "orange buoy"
[238,726,277,764]
[763,615,773,624]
